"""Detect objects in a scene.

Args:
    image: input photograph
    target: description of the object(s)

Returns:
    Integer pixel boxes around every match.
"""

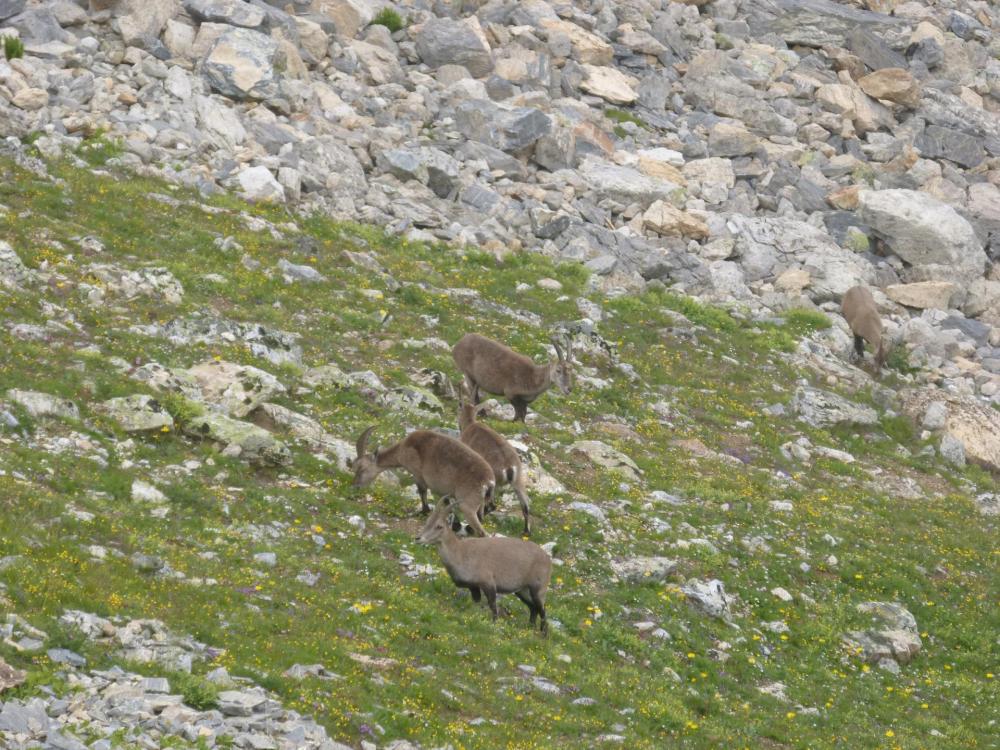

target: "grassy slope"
[0,149,997,750]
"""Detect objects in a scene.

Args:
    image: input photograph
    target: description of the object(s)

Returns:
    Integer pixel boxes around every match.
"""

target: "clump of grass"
[605,108,649,131]
[370,7,404,33]
[75,131,124,167]
[160,393,204,427]
[173,672,220,711]
[782,308,832,334]
[886,345,917,374]
[881,413,915,445]
[3,35,25,60]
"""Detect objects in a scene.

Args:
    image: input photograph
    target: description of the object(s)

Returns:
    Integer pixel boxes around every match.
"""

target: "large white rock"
[185,361,285,418]
[792,386,878,428]
[236,166,285,203]
[6,390,79,420]
[580,157,682,208]
[858,189,987,281]
[202,27,279,101]
[885,281,958,310]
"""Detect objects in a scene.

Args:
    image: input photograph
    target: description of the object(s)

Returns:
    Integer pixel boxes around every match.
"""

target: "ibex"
[352,426,494,537]
[452,333,573,422]
[417,498,551,634]
[841,285,888,374]
[458,385,531,536]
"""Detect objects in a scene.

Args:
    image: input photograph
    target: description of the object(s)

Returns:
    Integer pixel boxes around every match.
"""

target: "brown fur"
[841,285,887,373]
[452,333,573,422]
[458,386,531,536]
[417,499,551,634]
[352,427,495,537]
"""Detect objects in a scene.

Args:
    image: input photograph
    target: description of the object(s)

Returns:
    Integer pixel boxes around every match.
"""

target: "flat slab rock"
[791,386,878,428]
[96,394,174,433]
[184,412,291,465]
[611,557,678,583]
[570,440,642,481]
[5,389,79,420]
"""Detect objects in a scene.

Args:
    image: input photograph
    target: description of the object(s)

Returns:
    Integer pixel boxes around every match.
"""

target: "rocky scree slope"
[2,0,1000,415]
[0,144,998,748]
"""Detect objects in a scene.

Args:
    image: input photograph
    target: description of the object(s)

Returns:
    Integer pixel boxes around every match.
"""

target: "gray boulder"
[791,387,878,428]
[916,125,985,169]
[183,0,266,28]
[453,100,552,153]
[611,557,678,583]
[185,360,286,418]
[727,216,874,300]
[844,601,921,668]
[376,147,461,199]
[747,0,903,47]
[415,16,493,78]
[0,699,50,734]
[580,158,682,209]
[682,579,737,622]
[0,0,26,22]
[6,390,79,420]
[0,241,34,288]
[203,28,279,101]
[116,0,178,58]
[858,190,987,282]
[570,440,642,481]
[97,395,175,433]
[184,413,290,465]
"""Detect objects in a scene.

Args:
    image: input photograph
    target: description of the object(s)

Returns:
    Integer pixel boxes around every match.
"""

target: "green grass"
[370,7,405,33]
[2,34,24,60]
[0,152,997,749]
[606,108,650,138]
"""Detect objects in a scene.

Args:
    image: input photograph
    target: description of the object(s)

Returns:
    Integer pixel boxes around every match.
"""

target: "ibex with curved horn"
[351,426,495,537]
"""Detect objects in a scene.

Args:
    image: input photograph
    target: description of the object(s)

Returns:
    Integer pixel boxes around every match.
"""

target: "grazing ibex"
[452,333,573,422]
[841,285,887,374]
[458,385,531,536]
[352,426,494,537]
[417,498,551,634]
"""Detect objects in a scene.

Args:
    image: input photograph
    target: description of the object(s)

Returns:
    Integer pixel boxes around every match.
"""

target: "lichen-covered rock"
[570,440,642,481]
[5,390,79,420]
[84,264,184,305]
[844,602,921,669]
[682,578,737,621]
[611,557,678,583]
[0,241,34,288]
[186,360,286,418]
[184,412,290,465]
[97,394,174,433]
[791,387,878,428]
